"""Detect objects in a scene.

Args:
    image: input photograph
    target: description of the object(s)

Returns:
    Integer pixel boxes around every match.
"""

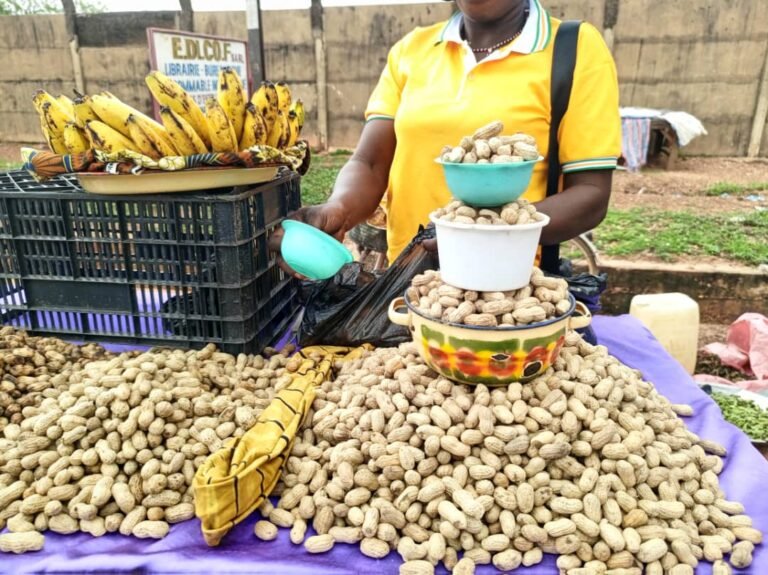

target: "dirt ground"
[611,156,768,214]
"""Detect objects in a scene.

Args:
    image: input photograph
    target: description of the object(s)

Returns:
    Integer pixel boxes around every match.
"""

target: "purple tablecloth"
[3,315,767,574]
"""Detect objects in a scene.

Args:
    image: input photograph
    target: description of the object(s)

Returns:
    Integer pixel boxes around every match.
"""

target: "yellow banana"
[239,103,269,150]
[251,81,279,135]
[217,67,246,144]
[160,106,208,156]
[72,94,99,128]
[32,90,73,122]
[275,82,292,116]
[39,103,68,154]
[205,98,238,153]
[90,93,155,138]
[125,114,177,160]
[146,71,211,147]
[286,110,300,148]
[85,120,139,154]
[57,95,76,120]
[290,99,305,131]
[62,122,90,153]
[267,110,291,149]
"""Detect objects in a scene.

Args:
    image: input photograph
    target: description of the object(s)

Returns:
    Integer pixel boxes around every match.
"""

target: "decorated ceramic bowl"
[388,293,591,386]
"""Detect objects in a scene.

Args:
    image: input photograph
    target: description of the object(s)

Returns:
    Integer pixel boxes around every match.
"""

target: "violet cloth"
[3,315,768,574]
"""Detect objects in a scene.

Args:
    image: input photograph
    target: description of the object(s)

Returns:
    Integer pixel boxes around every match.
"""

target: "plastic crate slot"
[19,240,73,277]
[75,239,127,280]
[0,238,18,275]
[0,277,26,309]
[67,199,122,241]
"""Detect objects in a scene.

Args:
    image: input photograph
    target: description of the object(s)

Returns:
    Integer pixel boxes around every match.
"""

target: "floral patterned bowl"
[388,293,591,386]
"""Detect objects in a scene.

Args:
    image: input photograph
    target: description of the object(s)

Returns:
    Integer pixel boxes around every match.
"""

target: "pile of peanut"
[0,327,110,430]
[257,335,759,575]
[433,199,545,226]
[440,121,540,165]
[407,267,570,327]
[0,341,300,552]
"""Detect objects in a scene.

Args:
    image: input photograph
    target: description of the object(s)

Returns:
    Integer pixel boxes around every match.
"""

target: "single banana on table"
[239,103,269,150]
[285,110,300,148]
[146,70,211,148]
[160,107,208,156]
[251,81,279,135]
[85,120,139,154]
[56,94,76,120]
[62,122,89,153]
[290,99,305,131]
[217,67,246,144]
[205,98,238,153]
[275,81,292,116]
[90,93,162,138]
[126,114,178,160]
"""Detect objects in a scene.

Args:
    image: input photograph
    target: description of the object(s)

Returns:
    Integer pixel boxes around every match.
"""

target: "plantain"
[72,94,99,128]
[146,71,211,147]
[284,110,300,148]
[290,99,305,131]
[90,93,163,139]
[125,114,177,160]
[239,103,269,150]
[205,98,238,153]
[85,120,139,154]
[159,107,208,156]
[39,103,68,154]
[251,81,279,135]
[62,122,90,153]
[274,82,292,116]
[32,90,73,122]
[217,67,247,144]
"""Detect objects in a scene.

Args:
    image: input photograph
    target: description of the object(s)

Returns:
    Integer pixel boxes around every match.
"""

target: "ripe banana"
[39,103,68,154]
[72,94,99,128]
[205,98,238,153]
[239,103,269,150]
[160,106,208,156]
[90,93,162,139]
[62,122,89,153]
[32,90,73,122]
[217,67,246,144]
[146,71,211,148]
[275,82,292,116]
[286,110,300,148]
[267,110,291,149]
[290,99,305,130]
[251,82,279,135]
[126,114,177,160]
[57,95,77,120]
[85,120,139,154]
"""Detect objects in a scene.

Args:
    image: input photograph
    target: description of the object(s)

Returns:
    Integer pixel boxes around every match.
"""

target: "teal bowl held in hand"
[437,156,543,207]
[280,219,354,280]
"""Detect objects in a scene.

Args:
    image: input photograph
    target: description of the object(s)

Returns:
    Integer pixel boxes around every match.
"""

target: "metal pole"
[246,0,266,89]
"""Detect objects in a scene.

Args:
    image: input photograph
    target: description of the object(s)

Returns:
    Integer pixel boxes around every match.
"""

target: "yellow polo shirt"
[365,0,621,263]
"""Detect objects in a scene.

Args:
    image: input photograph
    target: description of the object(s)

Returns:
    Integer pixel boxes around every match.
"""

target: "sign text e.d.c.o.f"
[147,28,251,113]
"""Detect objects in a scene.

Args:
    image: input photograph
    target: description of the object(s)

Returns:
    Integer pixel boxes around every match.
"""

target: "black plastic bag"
[299,225,438,347]
[549,258,608,345]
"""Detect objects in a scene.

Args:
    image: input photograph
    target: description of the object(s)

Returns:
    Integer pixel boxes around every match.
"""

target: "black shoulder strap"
[541,20,581,275]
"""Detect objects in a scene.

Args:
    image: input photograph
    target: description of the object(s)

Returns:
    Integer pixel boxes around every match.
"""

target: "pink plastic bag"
[702,313,768,390]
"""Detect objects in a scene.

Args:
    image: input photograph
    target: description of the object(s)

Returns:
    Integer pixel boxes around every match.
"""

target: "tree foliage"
[0,0,104,15]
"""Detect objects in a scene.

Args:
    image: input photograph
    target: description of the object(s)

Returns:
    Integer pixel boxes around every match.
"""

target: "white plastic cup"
[430,213,550,292]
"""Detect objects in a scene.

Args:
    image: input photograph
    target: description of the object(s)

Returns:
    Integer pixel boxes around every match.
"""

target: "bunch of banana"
[31,71,304,158]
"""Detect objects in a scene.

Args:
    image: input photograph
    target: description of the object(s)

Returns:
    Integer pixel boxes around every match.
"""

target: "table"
[4,315,767,574]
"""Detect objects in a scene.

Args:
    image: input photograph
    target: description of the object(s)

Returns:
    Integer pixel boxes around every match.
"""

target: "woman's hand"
[269,202,349,278]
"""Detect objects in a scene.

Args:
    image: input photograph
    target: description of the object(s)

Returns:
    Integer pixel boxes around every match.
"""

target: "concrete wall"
[1,2,767,157]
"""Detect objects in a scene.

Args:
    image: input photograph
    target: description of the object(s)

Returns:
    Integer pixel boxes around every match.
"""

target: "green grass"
[704,181,768,196]
[594,208,768,265]
[301,153,349,206]
[0,159,21,171]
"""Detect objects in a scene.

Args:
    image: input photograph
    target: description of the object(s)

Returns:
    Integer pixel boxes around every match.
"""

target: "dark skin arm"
[269,120,396,277]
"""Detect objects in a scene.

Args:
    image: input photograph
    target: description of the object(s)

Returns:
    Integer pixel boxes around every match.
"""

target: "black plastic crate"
[0,169,302,354]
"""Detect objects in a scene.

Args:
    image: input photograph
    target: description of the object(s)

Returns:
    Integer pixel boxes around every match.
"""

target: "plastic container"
[629,292,700,374]
[430,212,549,291]
[0,169,302,354]
[436,157,543,207]
[281,220,353,280]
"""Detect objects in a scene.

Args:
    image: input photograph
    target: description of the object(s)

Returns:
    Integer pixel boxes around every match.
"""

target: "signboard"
[147,28,251,115]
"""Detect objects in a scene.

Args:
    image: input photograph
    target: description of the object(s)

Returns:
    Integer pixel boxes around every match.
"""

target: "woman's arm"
[270,119,396,275]
[535,170,612,245]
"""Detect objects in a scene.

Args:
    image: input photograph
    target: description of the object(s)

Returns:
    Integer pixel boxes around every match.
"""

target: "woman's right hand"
[269,202,349,278]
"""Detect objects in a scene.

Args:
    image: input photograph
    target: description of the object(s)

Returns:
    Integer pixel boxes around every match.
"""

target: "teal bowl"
[437,157,543,207]
[281,220,353,280]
